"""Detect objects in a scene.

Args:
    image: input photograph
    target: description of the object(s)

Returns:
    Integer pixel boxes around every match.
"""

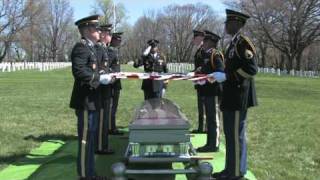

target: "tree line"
[0,0,319,71]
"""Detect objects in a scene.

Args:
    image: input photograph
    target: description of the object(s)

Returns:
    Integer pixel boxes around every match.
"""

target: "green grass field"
[0,66,319,180]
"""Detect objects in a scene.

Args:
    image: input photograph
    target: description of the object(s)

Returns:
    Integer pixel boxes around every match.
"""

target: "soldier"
[209,9,258,180]
[70,15,113,180]
[94,24,115,155]
[190,30,206,134]
[108,32,124,135]
[133,39,168,100]
[195,31,224,153]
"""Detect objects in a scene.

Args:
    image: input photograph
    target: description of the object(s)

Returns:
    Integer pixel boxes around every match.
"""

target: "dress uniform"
[211,9,258,180]
[133,39,168,100]
[70,15,111,180]
[195,31,224,152]
[95,24,115,155]
[191,30,206,133]
[108,32,123,135]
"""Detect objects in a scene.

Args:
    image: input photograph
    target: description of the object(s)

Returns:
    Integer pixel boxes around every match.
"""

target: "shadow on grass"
[1,132,182,180]
[23,134,78,142]
[0,134,77,169]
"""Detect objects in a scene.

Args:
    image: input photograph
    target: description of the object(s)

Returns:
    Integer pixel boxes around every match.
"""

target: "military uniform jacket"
[221,33,258,111]
[195,48,224,96]
[95,42,112,100]
[134,52,168,92]
[193,46,204,90]
[108,46,122,90]
[70,38,101,110]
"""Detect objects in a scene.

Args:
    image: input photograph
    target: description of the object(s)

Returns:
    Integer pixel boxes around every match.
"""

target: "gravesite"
[0,0,319,180]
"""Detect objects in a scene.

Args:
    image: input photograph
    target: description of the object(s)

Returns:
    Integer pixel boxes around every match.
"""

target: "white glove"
[99,74,112,85]
[162,88,166,97]
[197,80,206,85]
[187,72,195,77]
[208,72,226,83]
[143,46,152,56]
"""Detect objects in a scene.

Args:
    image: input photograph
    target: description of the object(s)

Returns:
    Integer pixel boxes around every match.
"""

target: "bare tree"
[91,0,126,31]
[122,3,220,64]
[45,0,74,62]
[239,0,320,70]
[0,0,29,62]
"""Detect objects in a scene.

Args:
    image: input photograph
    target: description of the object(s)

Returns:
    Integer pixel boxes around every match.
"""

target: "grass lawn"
[0,66,319,180]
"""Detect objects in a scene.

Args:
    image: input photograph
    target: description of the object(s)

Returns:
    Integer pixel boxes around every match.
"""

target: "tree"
[91,0,126,31]
[239,0,320,70]
[0,0,29,62]
[122,3,221,63]
[46,0,74,62]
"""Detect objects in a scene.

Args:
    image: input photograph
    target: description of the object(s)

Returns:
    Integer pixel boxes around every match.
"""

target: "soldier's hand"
[208,72,226,83]
[187,72,195,77]
[99,74,112,85]
[143,46,152,56]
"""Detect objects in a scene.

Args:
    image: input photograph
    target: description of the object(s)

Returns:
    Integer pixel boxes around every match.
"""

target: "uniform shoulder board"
[235,34,256,60]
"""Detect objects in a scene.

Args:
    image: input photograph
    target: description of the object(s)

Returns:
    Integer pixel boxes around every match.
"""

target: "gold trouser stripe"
[235,111,240,176]
[203,102,206,131]
[81,110,88,177]
[98,108,104,150]
[215,96,220,147]
[109,98,113,130]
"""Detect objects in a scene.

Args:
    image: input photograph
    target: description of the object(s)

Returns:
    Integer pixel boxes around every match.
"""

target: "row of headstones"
[167,63,194,73]
[258,68,319,78]
[167,63,319,78]
[0,62,72,72]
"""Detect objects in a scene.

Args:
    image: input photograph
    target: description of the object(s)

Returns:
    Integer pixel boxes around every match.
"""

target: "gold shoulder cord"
[235,35,256,59]
[211,49,224,70]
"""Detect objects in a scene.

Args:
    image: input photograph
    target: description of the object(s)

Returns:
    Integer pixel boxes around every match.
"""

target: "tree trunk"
[280,53,286,70]
[0,42,10,63]
[286,53,294,73]
[295,51,303,71]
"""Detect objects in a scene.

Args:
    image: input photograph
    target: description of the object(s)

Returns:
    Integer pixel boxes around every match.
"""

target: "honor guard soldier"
[194,31,224,152]
[190,30,206,134]
[95,24,115,155]
[108,32,124,135]
[70,15,113,180]
[209,9,258,180]
[133,39,168,100]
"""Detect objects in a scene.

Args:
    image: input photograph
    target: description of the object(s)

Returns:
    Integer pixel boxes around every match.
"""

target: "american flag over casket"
[108,72,215,82]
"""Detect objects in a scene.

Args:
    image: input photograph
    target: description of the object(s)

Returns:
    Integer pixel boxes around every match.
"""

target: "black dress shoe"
[197,145,219,152]
[191,129,206,134]
[212,170,228,179]
[109,129,124,135]
[79,177,94,180]
[93,176,109,180]
[95,149,115,155]
[216,175,247,180]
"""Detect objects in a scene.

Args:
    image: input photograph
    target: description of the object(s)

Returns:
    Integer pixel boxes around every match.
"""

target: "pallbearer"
[190,30,206,134]
[195,30,224,153]
[95,24,115,155]
[210,9,258,180]
[70,15,112,180]
[108,32,124,135]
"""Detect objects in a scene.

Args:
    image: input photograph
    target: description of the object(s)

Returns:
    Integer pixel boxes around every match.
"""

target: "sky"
[69,0,227,25]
